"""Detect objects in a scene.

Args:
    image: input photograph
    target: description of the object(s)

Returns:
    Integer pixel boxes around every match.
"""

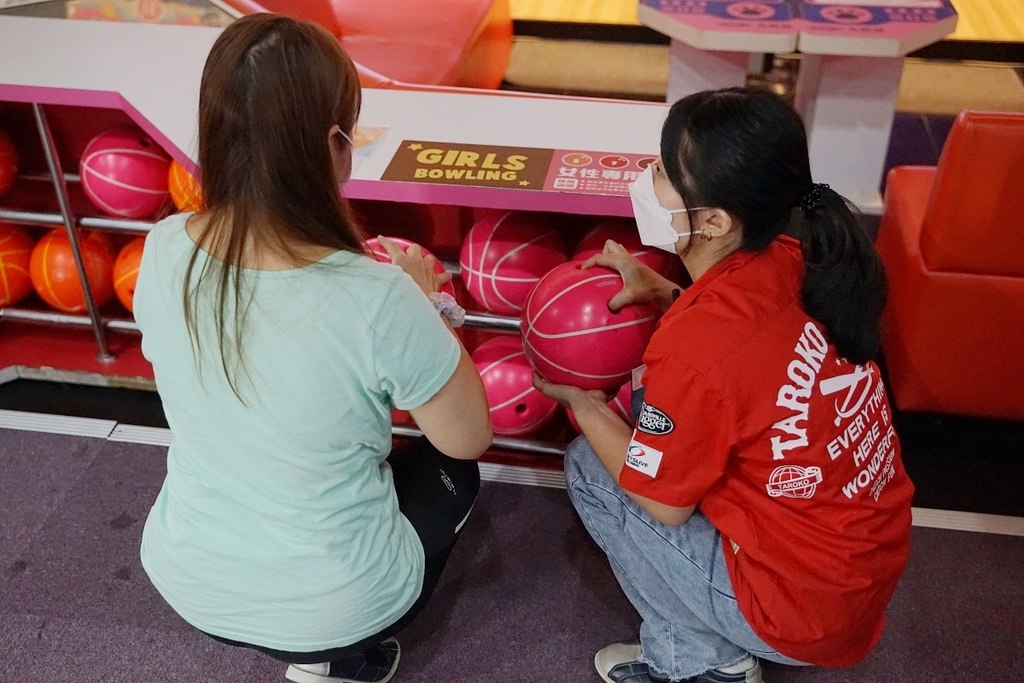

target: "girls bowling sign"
[382,141,655,197]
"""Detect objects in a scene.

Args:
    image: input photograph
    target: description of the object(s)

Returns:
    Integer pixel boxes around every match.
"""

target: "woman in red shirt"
[535,88,914,683]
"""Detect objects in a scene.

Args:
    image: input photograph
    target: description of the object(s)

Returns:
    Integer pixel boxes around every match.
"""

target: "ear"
[328,125,352,183]
[702,208,735,239]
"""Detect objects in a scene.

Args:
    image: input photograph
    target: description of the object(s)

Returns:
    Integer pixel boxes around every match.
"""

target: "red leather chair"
[223,0,512,89]
[876,111,1024,420]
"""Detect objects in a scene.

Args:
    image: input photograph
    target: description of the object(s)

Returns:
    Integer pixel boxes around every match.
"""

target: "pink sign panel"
[641,0,798,35]
[543,150,658,196]
[799,1,956,39]
[641,0,956,40]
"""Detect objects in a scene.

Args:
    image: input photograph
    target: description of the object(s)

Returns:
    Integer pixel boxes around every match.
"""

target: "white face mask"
[334,127,354,146]
[627,164,705,253]
[330,127,355,182]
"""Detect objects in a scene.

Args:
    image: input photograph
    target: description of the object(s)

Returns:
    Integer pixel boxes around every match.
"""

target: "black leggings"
[206,437,480,664]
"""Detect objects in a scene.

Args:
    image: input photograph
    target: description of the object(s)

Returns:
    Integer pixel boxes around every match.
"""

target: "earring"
[702,231,713,241]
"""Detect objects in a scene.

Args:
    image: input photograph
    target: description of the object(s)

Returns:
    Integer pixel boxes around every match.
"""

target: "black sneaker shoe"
[285,638,401,683]
[596,643,658,683]
[594,642,763,683]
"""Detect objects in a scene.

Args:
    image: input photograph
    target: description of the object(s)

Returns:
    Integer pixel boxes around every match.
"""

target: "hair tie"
[800,183,830,213]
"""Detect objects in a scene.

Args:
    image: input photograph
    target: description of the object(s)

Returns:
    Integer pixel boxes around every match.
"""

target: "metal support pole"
[31,103,115,362]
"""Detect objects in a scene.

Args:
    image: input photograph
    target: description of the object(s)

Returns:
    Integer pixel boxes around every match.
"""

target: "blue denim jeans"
[565,436,807,680]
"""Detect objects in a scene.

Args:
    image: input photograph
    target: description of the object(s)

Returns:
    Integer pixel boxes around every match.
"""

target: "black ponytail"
[798,186,887,364]
[661,88,888,364]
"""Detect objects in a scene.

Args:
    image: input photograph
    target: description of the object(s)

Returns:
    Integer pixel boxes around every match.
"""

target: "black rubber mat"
[0,378,167,428]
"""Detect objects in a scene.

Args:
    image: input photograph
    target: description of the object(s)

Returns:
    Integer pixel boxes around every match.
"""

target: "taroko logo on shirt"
[637,403,674,435]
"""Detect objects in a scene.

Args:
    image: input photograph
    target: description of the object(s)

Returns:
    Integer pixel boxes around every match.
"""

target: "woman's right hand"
[581,240,680,312]
[377,235,453,296]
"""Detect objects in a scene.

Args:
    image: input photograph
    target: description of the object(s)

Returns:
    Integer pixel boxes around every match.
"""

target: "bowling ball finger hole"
[515,404,528,415]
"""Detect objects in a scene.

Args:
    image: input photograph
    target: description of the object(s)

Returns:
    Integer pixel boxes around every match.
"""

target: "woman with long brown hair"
[134,14,491,683]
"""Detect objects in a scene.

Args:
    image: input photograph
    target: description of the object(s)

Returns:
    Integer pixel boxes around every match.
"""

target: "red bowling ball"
[0,129,18,198]
[472,335,558,436]
[609,379,633,424]
[566,380,634,433]
[459,210,568,316]
[521,261,657,392]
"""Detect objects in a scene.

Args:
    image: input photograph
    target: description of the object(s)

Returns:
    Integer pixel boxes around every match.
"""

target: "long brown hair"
[183,14,364,398]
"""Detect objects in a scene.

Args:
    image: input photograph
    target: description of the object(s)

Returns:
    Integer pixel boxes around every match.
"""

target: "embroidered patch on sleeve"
[625,439,664,478]
[637,402,674,435]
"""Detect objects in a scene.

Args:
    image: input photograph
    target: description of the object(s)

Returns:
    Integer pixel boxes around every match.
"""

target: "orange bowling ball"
[0,129,18,197]
[168,159,203,212]
[29,229,115,312]
[113,237,146,312]
[0,223,35,306]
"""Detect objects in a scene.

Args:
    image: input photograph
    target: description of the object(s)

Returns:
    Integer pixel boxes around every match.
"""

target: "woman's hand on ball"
[377,235,453,295]
[532,372,608,412]
[582,240,679,312]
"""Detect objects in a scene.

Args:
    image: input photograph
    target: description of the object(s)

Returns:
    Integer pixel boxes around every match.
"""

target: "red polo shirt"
[619,236,914,667]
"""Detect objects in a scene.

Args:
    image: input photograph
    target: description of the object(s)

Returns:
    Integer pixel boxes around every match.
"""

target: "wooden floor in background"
[508,0,1024,44]
[504,37,1024,113]
[510,0,638,25]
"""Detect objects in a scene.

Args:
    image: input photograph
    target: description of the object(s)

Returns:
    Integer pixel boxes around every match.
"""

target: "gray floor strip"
[2,411,1022,535]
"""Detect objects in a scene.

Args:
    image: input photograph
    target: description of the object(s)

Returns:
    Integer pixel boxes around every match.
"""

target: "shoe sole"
[285,644,401,683]
[594,652,616,683]
[593,643,638,679]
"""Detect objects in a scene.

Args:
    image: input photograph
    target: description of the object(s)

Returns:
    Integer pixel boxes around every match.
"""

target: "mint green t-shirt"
[134,212,460,651]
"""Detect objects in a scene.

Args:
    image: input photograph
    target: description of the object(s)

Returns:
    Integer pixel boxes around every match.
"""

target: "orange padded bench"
[876,111,1024,420]
[224,0,512,89]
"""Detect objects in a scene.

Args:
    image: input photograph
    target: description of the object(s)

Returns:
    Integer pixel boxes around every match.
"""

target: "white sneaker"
[695,656,763,683]
[594,642,763,683]
[595,642,651,683]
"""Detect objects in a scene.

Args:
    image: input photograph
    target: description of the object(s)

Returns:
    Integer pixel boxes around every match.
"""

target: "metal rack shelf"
[0,307,138,331]
[5,103,120,360]
[0,102,562,456]
[0,207,157,234]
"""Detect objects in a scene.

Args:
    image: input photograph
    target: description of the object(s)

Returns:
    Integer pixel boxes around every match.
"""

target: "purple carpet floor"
[2,428,1022,682]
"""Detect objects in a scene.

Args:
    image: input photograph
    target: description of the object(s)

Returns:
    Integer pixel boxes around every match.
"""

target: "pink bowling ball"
[472,335,558,437]
[521,261,657,392]
[573,217,682,280]
[459,211,568,316]
[79,126,170,219]
[363,236,456,297]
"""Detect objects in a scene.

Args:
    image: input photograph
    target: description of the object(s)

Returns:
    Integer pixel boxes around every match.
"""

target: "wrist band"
[428,291,466,328]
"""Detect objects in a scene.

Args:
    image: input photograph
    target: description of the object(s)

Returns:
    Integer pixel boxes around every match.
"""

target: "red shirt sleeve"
[619,355,737,508]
